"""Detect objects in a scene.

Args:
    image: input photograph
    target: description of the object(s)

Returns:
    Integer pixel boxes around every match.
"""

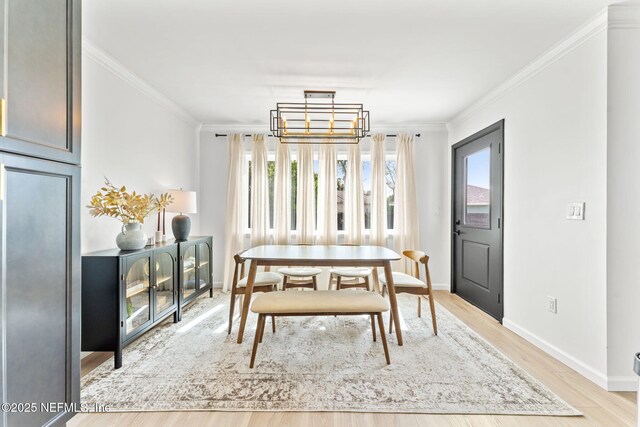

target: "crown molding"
[609,3,640,29]
[199,122,447,135]
[449,8,608,126]
[82,37,199,126]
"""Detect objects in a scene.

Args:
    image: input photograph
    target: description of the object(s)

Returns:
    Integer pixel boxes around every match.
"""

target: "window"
[362,159,371,229]
[337,159,347,231]
[247,157,276,229]
[291,159,297,230]
[385,159,396,229]
[268,160,275,228]
[247,150,396,233]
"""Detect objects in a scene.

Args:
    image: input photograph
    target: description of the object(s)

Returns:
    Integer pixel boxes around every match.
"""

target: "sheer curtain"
[317,143,337,245]
[223,133,247,291]
[296,144,315,244]
[370,133,387,246]
[250,134,269,246]
[273,140,291,244]
[394,133,419,273]
[344,143,363,244]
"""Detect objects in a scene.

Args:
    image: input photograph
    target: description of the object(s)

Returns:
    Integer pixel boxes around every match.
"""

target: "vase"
[116,222,147,250]
[154,230,163,244]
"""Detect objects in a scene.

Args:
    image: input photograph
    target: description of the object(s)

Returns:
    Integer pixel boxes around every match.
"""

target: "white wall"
[81,49,200,254]
[198,126,449,288]
[606,3,640,389]
[415,129,449,287]
[198,129,229,285]
[447,28,609,386]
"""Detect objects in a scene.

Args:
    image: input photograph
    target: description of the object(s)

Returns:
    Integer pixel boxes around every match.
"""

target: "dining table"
[236,245,405,345]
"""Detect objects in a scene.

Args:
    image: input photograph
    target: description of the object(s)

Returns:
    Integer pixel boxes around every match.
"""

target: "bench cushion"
[279,267,322,277]
[237,272,282,287]
[378,272,426,288]
[251,290,389,314]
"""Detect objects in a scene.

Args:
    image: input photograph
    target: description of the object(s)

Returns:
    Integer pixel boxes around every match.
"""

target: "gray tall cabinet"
[0,1,81,426]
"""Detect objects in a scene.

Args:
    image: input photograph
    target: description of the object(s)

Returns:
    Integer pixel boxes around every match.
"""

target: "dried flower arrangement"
[88,178,156,224]
[154,192,174,234]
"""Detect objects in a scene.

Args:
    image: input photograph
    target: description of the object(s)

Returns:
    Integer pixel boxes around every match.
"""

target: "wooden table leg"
[383,260,403,346]
[237,259,258,344]
[372,267,381,293]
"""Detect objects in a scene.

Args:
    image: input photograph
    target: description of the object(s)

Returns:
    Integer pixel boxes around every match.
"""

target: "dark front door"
[452,120,504,321]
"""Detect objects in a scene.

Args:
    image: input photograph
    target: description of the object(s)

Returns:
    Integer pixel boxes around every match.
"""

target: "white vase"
[154,231,163,244]
[116,222,147,250]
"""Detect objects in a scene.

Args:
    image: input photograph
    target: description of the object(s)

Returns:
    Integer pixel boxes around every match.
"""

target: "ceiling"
[83,0,613,125]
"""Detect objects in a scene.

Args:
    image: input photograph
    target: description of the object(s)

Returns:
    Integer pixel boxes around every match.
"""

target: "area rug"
[81,292,579,415]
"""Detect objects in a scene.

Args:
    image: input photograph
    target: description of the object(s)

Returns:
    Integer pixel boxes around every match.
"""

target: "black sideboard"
[82,236,213,368]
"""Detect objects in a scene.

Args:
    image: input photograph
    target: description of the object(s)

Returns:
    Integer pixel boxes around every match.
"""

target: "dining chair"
[279,267,322,290]
[278,243,322,291]
[228,253,280,335]
[329,267,372,291]
[327,243,372,291]
[379,250,437,335]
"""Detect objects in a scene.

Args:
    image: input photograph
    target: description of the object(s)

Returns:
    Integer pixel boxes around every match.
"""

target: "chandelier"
[270,90,370,144]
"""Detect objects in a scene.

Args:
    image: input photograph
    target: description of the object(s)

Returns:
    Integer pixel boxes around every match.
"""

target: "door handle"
[453,229,461,236]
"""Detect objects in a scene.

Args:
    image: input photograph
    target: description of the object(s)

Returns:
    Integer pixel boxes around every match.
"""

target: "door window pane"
[182,246,197,299]
[125,258,151,335]
[155,253,174,315]
[464,147,491,228]
[198,243,211,288]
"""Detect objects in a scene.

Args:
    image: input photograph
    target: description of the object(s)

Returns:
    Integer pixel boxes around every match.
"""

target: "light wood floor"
[69,291,637,426]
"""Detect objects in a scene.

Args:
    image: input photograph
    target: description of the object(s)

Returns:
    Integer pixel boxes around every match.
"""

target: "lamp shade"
[167,189,197,214]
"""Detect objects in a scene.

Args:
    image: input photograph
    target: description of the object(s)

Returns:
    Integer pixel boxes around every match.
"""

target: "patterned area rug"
[81,292,579,415]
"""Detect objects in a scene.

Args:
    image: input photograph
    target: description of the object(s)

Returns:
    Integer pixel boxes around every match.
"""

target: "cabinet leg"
[209,287,213,297]
[114,350,122,369]
[173,311,178,323]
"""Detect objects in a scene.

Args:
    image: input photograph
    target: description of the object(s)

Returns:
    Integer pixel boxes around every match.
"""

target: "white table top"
[241,245,401,262]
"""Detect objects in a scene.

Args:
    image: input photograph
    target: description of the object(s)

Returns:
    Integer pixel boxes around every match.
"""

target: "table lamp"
[167,189,197,241]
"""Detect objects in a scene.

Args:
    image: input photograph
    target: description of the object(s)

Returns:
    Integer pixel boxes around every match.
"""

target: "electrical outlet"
[547,296,557,313]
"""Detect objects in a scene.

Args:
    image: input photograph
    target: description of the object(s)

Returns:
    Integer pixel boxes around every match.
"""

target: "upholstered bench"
[249,290,390,368]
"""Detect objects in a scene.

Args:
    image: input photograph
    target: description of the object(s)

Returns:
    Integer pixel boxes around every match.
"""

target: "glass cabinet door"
[125,257,152,336]
[182,245,197,299]
[198,242,211,289]
[155,252,175,317]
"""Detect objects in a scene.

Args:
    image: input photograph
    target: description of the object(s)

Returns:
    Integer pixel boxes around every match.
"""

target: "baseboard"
[502,318,609,390]
[607,376,637,392]
[432,283,451,291]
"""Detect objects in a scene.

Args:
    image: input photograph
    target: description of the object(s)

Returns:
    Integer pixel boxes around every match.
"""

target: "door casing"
[450,119,505,322]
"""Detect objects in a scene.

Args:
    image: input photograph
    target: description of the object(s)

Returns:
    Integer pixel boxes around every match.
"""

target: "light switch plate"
[547,296,557,313]
[566,202,585,220]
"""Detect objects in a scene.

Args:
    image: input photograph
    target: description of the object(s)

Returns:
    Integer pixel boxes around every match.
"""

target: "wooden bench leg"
[377,313,390,365]
[418,296,422,318]
[250,314,265,368]
[389,310,394,334]
[312,276,318,291]
[271,315,276,334]
[370,314,377,342]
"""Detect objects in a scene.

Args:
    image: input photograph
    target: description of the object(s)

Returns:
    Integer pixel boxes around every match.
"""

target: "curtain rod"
[214,133,421,138]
